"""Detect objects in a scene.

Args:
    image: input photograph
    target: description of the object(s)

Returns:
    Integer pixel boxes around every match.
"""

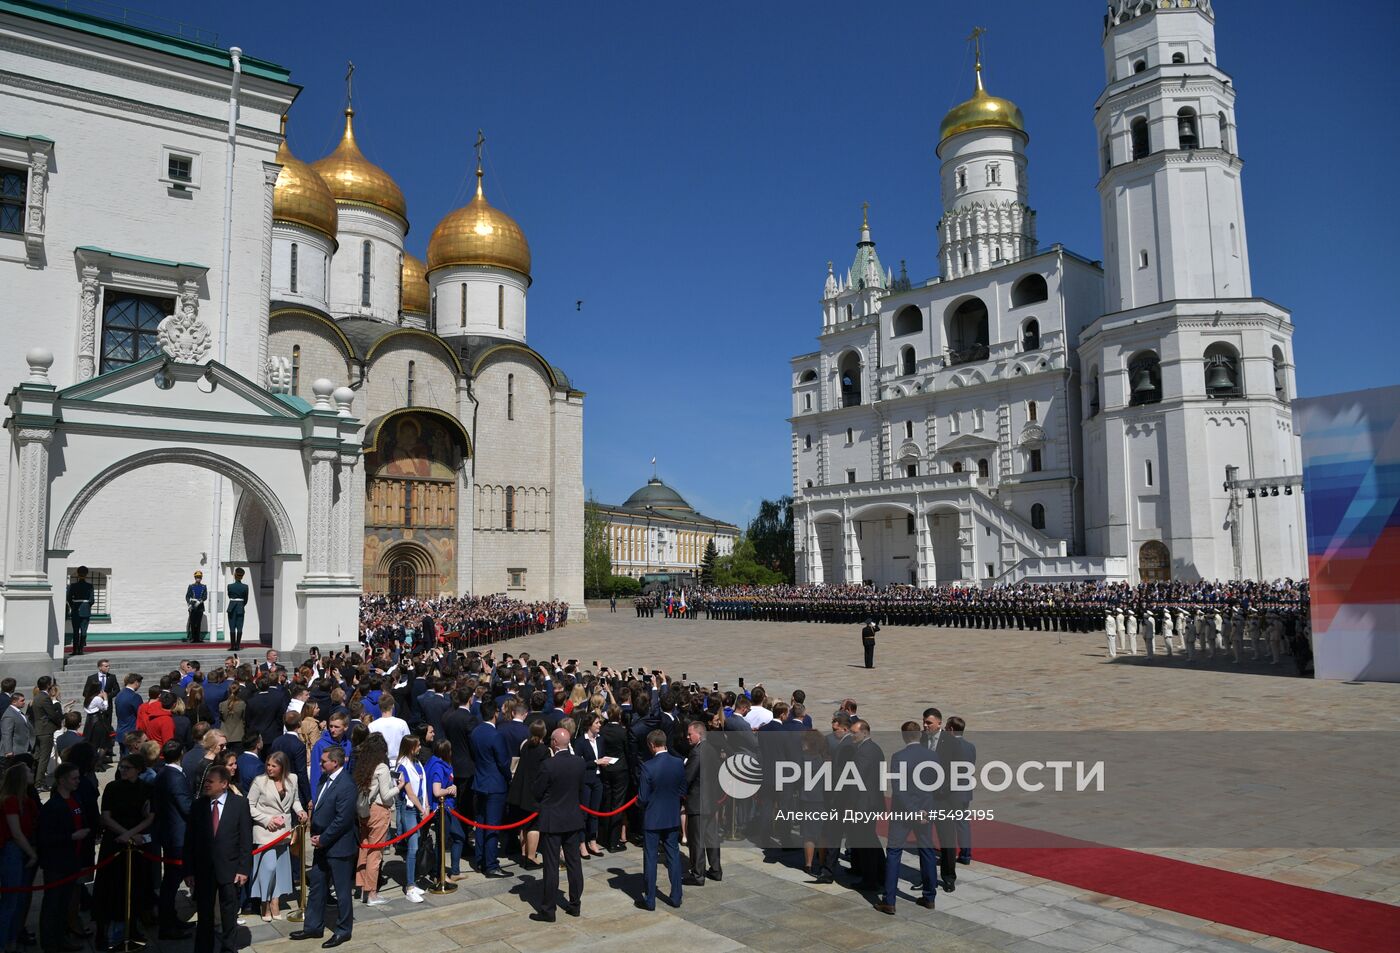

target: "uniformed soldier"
[1142,609,1156,660]
[1104,609,1117,658]
[1159,607,1174,658]
[861,617,879,669]
[227,567,250,651]
[185,570,208,643]
[66,565,95,656]
[1123,609,1139,656]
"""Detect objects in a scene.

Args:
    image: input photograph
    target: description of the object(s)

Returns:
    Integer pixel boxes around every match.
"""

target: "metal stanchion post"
[115,842,145,951]
[286,823,309,923]
[429,810,457,895]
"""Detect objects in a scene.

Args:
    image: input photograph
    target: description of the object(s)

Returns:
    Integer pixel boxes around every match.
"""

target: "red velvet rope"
[448,806,536,831]
[0,851,120,894]
[580,796,637,818]
[359,810,436,850]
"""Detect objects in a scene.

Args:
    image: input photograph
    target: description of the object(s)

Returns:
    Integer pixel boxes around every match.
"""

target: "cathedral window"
[505,486,516,530]
[291,345,301,394]
[289,243,298,293]
[1012,274,1048,307]
[1133,59,1147,73]
[507,373,515,420]
[1022,319,1041,352]
[947,296,990,365]
[406,361,416,406]
[806,479,814,488]
[1171,52,1186,64]
[1219,111,1231,153]
[904,420,914,439]
[956,167,967,190]
[804,434,812,450]
[905,464,918,478]
[952,461,963,474]
[846,469,857,484]
[838,351,862,407]
[1177,108,1199,149]
[1131,118,1150,159]
[360,241,372,306]
[1029,449,1043,472]
[498,284,505,329]
[460,284,467,327]
[100,291,170,373]
[985,162,1001,186]
[900,346,916,377]
[0,166,26,234]
[1031,503,1046,530]
[893,305,922,336]
[977,458,990,480]
[1028,400,1037,422]
[1272,346,1288,401]
[803,393,812,411]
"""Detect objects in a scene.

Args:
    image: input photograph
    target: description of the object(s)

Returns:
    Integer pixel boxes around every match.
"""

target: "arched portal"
[1138,540,1171,582]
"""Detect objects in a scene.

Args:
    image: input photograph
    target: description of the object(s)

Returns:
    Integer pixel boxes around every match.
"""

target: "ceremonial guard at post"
[185,570,208,644]
[66,565,95,656]
[226,568,250,652]
[861,618,879,669]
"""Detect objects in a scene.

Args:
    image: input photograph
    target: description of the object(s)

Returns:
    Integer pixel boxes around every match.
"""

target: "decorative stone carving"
[25,145,50,266]
[265,356,293,393]
[77,265,100,380]
[12,428,53,578]
[157,298,213,363]
[1020,423,1046,447]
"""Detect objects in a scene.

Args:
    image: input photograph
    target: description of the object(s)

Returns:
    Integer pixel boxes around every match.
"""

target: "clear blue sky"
[137,0,1400,528]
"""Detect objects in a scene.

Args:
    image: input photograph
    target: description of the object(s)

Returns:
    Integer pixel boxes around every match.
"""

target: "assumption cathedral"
[790,1,1306,588]
[0,0,582,664]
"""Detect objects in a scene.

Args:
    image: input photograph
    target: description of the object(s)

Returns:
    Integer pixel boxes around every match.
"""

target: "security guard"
[185,570,208,643]
[66,565,95,656]
[227,567,250,651]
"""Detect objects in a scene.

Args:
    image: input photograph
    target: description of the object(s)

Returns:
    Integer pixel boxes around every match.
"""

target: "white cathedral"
[0,0,583,675]
[790,1,1306,588]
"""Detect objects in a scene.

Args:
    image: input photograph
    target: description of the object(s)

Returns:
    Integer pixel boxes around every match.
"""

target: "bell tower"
[1080,1,1305,584]
[1097,0,1248,312]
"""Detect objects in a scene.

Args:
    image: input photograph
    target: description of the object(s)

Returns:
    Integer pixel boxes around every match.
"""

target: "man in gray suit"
[0,692,32,758]
[682,721,722,886]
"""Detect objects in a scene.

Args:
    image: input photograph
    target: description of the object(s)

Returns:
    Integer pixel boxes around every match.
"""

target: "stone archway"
[1139,540,1171,582]
[373,540,438,599]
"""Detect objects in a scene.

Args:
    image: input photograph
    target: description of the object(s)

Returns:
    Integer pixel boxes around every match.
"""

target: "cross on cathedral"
[474,129,486,172]
[345,60,355,108]
[967,25,986,64]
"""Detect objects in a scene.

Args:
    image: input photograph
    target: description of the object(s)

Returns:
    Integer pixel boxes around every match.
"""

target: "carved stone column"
[333,452,360,581]
[842,504,863,584]
[11,428,53,580]
[77,265,100,381]
[915,503,936,587]
[306,449,337,580]
[806,512,824,584]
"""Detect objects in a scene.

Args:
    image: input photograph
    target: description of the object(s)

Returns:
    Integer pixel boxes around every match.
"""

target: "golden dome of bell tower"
[426,165,531,280]
[311,107,408,227]
[272,116,339,243]
[938,30,1026,149]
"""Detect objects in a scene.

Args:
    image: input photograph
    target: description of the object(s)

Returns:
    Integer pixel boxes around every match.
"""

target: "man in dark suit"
[682,721,721,886]
[531,728,586,921]
[636,729,685,910]
[814,716,856,884]
[82,658,117,698]
[861,618,879,669]
[269,711,312,809]
[442,688,479,868]
[416,678,450,741]
[946,716,976,866]
[153,741,193,939]
[291,746,357,946]
[184,763,253,953]
[468,699,510,876]
[245,678,287,749]
[874,721,939,915]
[847,719,887,888]
[38,763,95,953]
[114,674,143,757]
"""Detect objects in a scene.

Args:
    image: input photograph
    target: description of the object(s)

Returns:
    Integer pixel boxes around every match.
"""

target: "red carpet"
[977,821,1400,953]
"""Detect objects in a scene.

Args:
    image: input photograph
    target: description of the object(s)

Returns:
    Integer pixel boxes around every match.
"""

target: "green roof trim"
[76,245,208,270]
[275,393,312,412]
[0,129,55,143]
[1,0,292,83]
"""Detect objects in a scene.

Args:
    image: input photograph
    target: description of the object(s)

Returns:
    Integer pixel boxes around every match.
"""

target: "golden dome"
[272,118,338,243]
[401,252,430,315]
[939,63,1026,145]
[426,169,531,279]
[310,109,408,226]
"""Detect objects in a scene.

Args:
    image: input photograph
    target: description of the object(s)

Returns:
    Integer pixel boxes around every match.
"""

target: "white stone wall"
[362,336,458,417]
[326,205,404,322]
[428,265,528,343]
[267,313,353,397]
[272,222,333,311]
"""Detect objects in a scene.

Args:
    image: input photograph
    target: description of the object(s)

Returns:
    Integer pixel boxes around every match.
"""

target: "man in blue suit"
[153,741,192,940]
[291,746,357,946]
[874,721,940,915]
[114,673,143,756]
[636,729,685,910]
[468,699,512,876]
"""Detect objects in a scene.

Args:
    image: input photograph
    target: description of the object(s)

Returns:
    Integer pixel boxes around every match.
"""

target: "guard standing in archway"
[185,570,208,643]
[67,566,95,656]
[226,568,249,651]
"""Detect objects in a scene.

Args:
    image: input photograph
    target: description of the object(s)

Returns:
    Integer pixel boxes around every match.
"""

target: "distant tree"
[747,496,794,582]
[583,497,612,598]
[700,539,718,587]
[713,537,785,587]
[608,575,641,597]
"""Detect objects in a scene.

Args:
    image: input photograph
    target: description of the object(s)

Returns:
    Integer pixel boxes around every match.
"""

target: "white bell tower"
[1097,0,1248,312]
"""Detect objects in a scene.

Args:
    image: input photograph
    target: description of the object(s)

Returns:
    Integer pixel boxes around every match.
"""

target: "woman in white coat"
[247,750,303,921]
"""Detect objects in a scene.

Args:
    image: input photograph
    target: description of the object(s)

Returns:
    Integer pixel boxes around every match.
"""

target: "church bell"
[1205,358,1235,393]
[1131,366,1156,395]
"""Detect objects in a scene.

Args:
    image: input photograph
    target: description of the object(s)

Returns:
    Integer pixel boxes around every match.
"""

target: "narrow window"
[960,250,969,270]
[905,463,918,478]
[290,243,299,293]
[804,434,812,450]
[949,413,960,435]
[361,240,372,306]
[803,393,812,411]
[1229,223,1239,257]
[505,486,515,531]
[956,168,967,189]
[974,409,984,431]
[846,427,853,445]
[1102,136,1113,173]
[1145,460,1154,486]
[985,162,1000,186]
[1029,449,1043,472]
[1031,503,1046,530]
[430,291,437,329]
[1028,400,1037,422]
[904,420,914,439]
[1,167,27,234]
[906,514,916,535]
[846,469,857,484]
[507,373,514,420]
[1131,118,1150,159]
[291,344,301,394]
[1219,111,1230,153]
[1139,249,1150,269]
[460,283,467,328]
[406,360,416,406]
[952,461,963,474]
[498,284,505,329]
[1177,107,1199,149]
[977,458,990,480]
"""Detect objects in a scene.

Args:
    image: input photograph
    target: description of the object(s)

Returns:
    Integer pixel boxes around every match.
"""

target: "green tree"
[747,496,794,582]
[713,537,785,587]
[608,574,641,597]
[583,497,612,598]
[700,539,718,587]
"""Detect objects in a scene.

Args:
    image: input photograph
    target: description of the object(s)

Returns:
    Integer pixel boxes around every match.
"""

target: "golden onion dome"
[400,252,430,315]
[310,109,408,227]
[426,168,531,279]
[272,118,338,243]
[939,63,1026,145]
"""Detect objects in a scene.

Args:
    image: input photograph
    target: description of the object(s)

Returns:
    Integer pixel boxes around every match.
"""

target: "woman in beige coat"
[219,690,246,751]
[247,751,303,921]
[353,734,397,905]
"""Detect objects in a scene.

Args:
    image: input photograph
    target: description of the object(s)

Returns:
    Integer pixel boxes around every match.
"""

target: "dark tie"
[211,800,220,836]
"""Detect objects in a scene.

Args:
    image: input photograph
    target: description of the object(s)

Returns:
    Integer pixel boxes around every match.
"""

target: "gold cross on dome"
[474,130,486,172]
[967,27,986,70]
[345,60,355,108]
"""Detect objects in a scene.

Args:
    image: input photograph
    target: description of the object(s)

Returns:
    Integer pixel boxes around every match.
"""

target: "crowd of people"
[1,628,979,949]
[358,593,570,649]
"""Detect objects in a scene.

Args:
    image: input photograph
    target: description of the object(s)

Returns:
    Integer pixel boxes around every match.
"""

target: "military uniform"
[66,573,95,656]
[227,576,250,650]
[185,575,208,643]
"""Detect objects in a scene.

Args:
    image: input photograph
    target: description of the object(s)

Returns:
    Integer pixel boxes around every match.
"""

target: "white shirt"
[288,698,305,715]
[744,705,773,729]
[370,715,410,768]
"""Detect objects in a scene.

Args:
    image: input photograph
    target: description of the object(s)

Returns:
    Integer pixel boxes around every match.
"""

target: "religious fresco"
[362,527,456,597]
[373,414,462,480]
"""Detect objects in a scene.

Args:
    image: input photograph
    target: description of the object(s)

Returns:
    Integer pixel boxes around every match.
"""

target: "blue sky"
[143,1,1398,528]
